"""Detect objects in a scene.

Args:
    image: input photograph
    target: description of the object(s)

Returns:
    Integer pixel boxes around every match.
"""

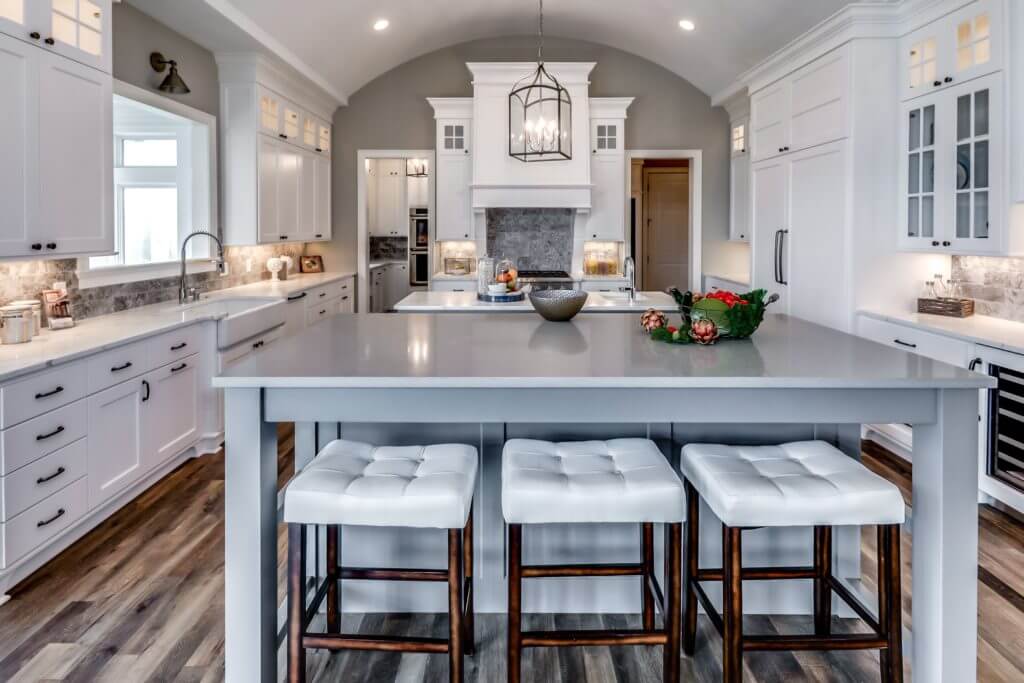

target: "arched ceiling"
[129,0,893,104]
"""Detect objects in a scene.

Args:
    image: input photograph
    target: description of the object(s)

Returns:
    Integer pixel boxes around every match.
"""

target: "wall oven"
[410,251,429,286]
[410,208,429,250]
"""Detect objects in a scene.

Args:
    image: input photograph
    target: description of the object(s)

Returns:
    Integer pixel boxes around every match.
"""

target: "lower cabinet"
[143,356,199,471]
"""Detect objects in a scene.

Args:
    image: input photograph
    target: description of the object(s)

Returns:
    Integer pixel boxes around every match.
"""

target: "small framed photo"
[300,255,324,273]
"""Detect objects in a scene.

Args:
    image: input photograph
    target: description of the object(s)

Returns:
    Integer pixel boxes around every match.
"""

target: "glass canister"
[10,299,42,336]
[0,305,33,344]
[477,256,495,296]
[495,258,518,291]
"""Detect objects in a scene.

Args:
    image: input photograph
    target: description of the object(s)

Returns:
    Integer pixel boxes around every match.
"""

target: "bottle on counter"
[477,256,495,296]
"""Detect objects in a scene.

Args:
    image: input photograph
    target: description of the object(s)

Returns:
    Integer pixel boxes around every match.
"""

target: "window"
[80,83,217,287]
[732,124,746,154]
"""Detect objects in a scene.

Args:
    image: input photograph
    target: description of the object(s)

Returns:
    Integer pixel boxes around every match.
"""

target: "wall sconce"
[149,52,191,95]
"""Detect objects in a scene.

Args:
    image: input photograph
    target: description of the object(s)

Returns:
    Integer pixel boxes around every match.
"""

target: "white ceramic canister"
[9,299,42,336]
[0,305,34,344]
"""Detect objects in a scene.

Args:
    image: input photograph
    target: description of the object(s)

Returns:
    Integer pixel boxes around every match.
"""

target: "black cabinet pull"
[37,508,65,528]
[29,31,40,40]
[893,338,917,349]
[944,76,953,83]
[170,342,188,351]
[44,37,54,45]
[252,340,264,349]
[279,133,288,139]
[35,386,64,400]
[37,467,66,484]
[942,240,951,247]
[31,243,42,250]
[110,361,133,372]
[315,147,323,153]
[279,235,288,240]
[287,293,307,301]
[319,292,327,298]
[969,358,982,371]
[46,242,56,250]
[341,296,349,301]
[170,363,188,373]
[141,380,150,402]
[319,309,326,315]
[36,425,65,441]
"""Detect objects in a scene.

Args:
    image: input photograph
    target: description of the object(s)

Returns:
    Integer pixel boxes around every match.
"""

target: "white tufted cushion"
[502,439,686,524]
[284,440,478,529]
[680,441,905,528]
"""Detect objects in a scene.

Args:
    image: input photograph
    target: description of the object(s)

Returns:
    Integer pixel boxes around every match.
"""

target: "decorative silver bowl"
[529,289,588,322]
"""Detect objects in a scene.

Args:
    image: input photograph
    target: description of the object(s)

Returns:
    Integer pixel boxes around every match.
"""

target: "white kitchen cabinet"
[0,0,111,74]
[900,0,1004,102]
[314,154,331,241]
[0,31,112,258]
[750,46,849,162]
[142,357,198,472]
[751,158,789,310]
[588,117,626,241]
[432,113,474,242]
[386,262,410,309]
[257,137,303,244]
[87,377,145,508]
[283,290,310,336]
[370,160,406,238]
[370,266,387,312]
[729,119,750,242]
[899,72,1006,254]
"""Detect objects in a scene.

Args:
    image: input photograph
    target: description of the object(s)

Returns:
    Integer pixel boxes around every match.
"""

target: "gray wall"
[308,35,743,278]
[113,2,220,117]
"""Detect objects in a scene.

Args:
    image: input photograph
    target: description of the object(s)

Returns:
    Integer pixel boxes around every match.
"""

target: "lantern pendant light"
[509,0,572,162]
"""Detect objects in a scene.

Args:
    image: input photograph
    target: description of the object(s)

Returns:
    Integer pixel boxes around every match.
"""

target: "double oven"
[409,208,429,286]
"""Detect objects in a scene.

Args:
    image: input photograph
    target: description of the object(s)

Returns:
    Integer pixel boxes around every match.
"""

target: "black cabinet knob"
[931,240,940,246]
[44,37,54,45]
[279,133,288,139]
[29,32,40,40]
[942,240,951,247]
[944,76,953,83]
[30,243,42,250]
[933,80,942,87]
[46,242,56,250]
[279,235,287,240]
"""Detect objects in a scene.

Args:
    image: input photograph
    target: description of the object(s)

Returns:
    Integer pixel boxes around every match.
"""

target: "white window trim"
[78,80,219,290]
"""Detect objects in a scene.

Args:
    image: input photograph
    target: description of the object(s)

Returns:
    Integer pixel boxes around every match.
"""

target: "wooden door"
[642,167,689,292]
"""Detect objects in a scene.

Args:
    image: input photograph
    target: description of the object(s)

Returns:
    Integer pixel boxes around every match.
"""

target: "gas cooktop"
[516,270,573,281]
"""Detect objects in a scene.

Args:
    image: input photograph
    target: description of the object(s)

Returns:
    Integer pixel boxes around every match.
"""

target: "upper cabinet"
[219,55,337,245]
[729,120,750,242]
[900,0,1004,102]
[587,99,632,242]
[0,0,111,74]
[429,98,474,242]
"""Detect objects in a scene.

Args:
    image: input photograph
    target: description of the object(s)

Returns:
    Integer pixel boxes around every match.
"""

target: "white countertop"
[431,272,477,281]
[859,308,1024,357]
[0,272,355,384]
[394,290,678,313]
[215,313,991,390]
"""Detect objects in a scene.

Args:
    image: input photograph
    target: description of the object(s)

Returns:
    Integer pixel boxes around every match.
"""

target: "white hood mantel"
[466,62,596,212]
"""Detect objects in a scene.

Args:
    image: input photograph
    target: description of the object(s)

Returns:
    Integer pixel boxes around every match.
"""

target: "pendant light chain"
[538,0,544,65]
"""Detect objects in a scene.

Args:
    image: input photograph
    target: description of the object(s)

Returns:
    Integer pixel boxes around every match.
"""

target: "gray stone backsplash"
[0,244,305,320]
[370,236,408,261]
[952,255,1024,322]
[485,208,573,272]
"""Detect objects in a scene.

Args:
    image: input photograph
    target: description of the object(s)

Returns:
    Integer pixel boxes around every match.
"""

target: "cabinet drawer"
[0,438,87,522]
[857,316,971,367]
[332,277,354,299]
[0,399,88,475]
[0,362,87,429]
[87,339,149,393]
[429,280,475,292]
[220,325,285,368]
[580,280,627,293]
[307,296,341,325]
[148,324,201,370]
[306,283,334,303]
[1,476,88,569]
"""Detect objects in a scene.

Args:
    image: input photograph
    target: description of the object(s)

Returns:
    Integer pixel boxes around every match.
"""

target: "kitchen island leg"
[224,388,280,683]
[912,388,979,683]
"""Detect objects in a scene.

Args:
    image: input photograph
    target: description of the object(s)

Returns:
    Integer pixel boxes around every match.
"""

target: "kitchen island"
[215,313,991,683]
[395,289,677,312]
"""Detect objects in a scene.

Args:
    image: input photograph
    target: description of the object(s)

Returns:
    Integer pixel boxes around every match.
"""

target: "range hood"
[466,62,596,211]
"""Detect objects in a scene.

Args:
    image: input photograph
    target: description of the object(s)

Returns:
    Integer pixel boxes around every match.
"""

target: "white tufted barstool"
[284,440,478,683]
[680,441,907,683]
[502,439,687,683]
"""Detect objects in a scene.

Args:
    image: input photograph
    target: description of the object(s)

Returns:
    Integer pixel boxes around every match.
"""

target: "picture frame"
[300,255,324,274]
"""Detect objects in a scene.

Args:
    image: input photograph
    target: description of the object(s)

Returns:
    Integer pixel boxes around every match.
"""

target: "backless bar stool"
[502,439,686,683]
[284,440,478,683]
[680,441,906,683]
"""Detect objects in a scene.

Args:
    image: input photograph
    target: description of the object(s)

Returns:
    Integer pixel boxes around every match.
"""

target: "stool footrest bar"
[339,567,449,582]
[743,634,888,652]
[521,562,644,578]
[521,629,668,648]
[697,566,817,581]
[302,634,449,653]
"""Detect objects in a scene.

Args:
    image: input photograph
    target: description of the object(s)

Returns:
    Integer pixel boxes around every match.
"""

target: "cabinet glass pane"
[453,137,463,150]
[303,120,316,146]
[956,193,970,238]
[79,0,101,30]
[908,197,920,237]
[284,110,299,138]
[444,138,453,150]
[319,126,330,151]
[52,12,77,46]
[260,97,278,131]
[921,196,934,237]
[922,151,934,192]
[79,25,100,55]
[909,110,921,150]
[444,125,453,137]
[922,106,935,146]
[975,90,989,136]
[597,138,607,150]
[975,141,989,188]
[909,153,920,193]
[975,192,989,238]
[0,0,24,24]
[957,144,971,190]
[957,95,971,141]
[53,0,74,16]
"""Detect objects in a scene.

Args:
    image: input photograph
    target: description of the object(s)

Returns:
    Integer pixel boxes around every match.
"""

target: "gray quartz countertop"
[394,290,677,312]
[860,308,1024,357]
[215,312,992,390]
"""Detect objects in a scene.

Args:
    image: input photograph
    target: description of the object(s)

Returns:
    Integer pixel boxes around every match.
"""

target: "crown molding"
[215,52,341,120]
[589,97,634,119]
[466,62,597,87]
[711,0,969,104]
[427,97,474,119]
[718,92,750,122]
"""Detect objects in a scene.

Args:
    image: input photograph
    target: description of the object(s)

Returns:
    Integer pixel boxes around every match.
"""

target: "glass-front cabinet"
[900,0,1002,102]
[900,73,1002,254]
[0,0,110,73]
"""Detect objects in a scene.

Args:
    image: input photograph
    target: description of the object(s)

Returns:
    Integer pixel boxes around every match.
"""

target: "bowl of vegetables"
[640,288,778,345]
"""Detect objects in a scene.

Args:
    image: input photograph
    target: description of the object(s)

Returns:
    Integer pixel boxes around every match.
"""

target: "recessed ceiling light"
[678,19,696,32]
[373,18,390,31]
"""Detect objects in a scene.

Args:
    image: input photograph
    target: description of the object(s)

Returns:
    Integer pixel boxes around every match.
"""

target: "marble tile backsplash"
[952,255,1024,322]
[0,244,305,320]
[486,208,574,271]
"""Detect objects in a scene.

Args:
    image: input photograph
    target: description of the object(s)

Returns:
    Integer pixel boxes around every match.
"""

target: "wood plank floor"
[0,430,1022,681]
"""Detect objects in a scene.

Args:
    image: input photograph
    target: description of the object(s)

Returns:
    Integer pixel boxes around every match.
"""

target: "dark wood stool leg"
[642,522,656,632]
[287,524,307,683]
[664,522,683,683]
[880,525,904,683]
[448,528,465,683]
[683,482,699,656]
[326,524,340,634]
[813,525,832,636]
[722,526,743,683]
[877,525,892,680]
[463,508,475,656]
[508,524,523,683]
